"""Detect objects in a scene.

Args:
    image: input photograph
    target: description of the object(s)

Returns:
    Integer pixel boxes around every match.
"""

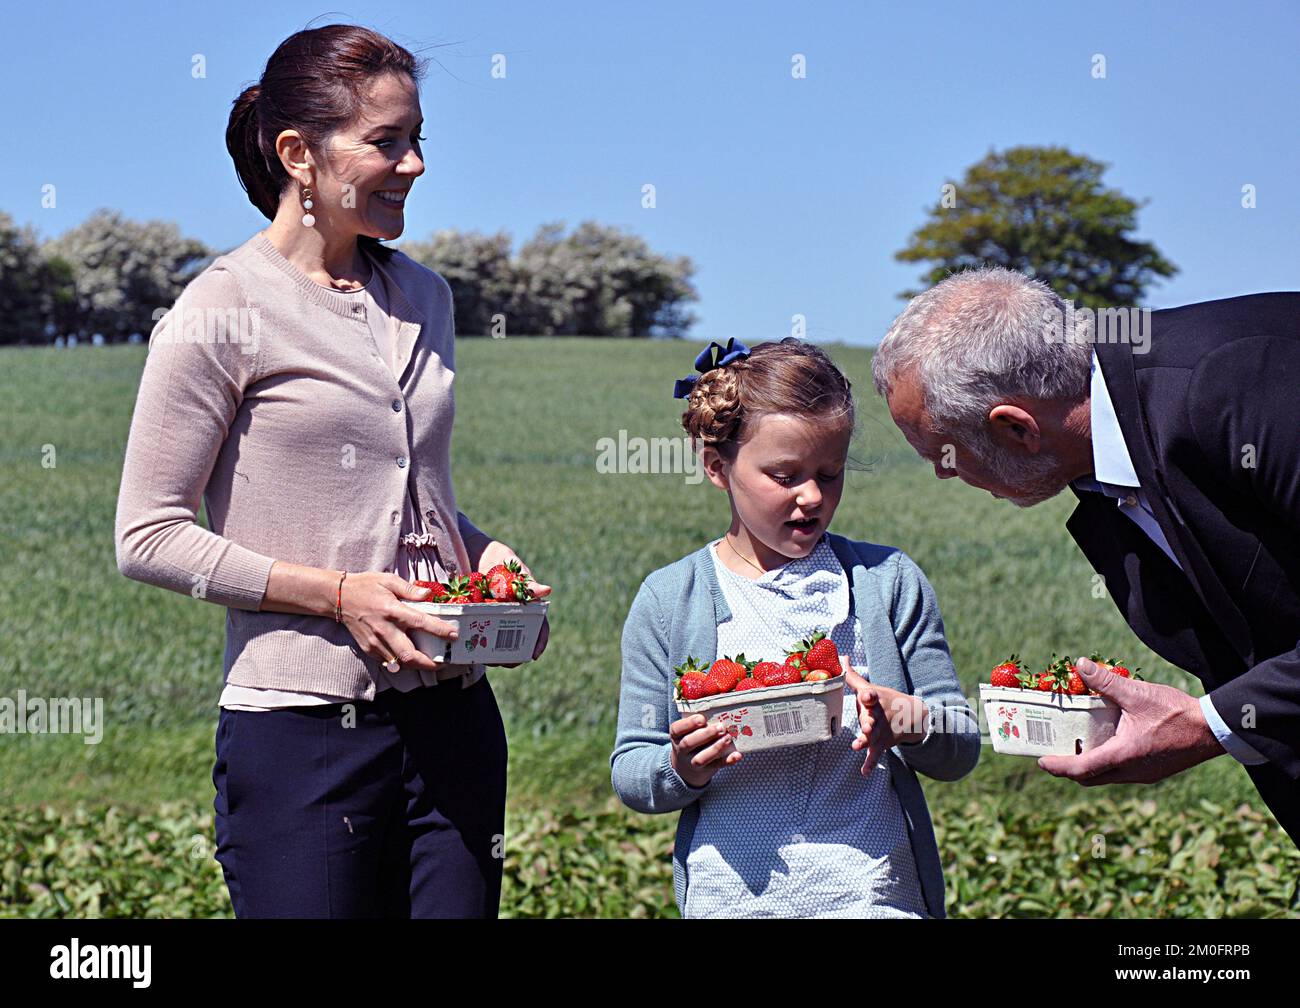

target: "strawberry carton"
[980,654,1128,756]
[672,632,848,753]
[402,563,549,665]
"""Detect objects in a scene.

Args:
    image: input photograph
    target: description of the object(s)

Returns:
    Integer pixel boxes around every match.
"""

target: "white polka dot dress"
[682,534,928,918]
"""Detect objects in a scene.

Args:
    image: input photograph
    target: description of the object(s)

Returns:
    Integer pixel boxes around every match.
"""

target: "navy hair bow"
[672,338,752,399]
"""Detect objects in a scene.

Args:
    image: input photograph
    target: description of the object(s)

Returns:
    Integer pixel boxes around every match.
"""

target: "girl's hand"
[340,571,460,673]
[670,714,742,788]
[476,542,551,667]
[843,658,929,778]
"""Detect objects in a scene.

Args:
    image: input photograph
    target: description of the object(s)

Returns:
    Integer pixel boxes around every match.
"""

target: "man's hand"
[1038,656,1226,785]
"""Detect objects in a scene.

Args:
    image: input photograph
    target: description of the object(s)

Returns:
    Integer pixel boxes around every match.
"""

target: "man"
[871,267,1300,845]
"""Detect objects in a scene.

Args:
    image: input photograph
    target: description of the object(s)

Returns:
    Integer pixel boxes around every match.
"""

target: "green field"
[1,339,1296,917]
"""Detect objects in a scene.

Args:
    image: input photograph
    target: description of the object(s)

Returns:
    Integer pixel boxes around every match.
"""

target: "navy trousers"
[212,675,508,918]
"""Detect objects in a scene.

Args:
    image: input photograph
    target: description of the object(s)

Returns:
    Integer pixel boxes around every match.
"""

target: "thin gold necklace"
[724,534,771,576]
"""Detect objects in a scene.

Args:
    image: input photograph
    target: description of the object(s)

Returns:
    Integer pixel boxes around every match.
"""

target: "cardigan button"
[396,456,407,468]
[424,509,441,528]
[391,399,402,412]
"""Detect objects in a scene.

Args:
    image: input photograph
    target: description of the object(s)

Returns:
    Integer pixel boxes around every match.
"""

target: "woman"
[114,24,549,918]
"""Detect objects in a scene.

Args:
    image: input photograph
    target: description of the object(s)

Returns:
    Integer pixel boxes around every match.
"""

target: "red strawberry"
[486,560,533,602]
[1037,655,1077,693]
[797,631,840,676]
[706,656,748,694]
[1065,670,1087,695]
[989,654,1027,689]
[679,674,710,700]
[733,677,764,691]
[782,652,808,676]
[413,580,449,602]
[674,657,715,700]
[1089,652,1140,680]
[758,663,802,687]
[443,575,472,603]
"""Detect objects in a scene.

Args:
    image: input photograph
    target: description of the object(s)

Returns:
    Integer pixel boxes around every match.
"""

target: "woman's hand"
[476,542,551,667]
[670,714,742,788]
[339,571,461,673]
[843,659,929,778]
[476,541,552,598]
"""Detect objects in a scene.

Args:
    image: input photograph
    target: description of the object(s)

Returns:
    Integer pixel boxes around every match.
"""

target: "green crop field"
[1,339,1296,917]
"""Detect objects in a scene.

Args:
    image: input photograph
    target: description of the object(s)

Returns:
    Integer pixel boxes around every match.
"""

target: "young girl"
[611,337,979,918]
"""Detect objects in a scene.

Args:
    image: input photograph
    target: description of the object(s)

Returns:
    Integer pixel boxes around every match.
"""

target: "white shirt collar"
[1085,347,1141,489]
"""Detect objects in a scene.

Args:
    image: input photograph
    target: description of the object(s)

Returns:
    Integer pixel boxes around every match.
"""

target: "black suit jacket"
[1066,292,1300,845]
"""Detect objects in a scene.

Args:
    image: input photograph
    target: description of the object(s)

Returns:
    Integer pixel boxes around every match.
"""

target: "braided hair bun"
[680,338,854,459]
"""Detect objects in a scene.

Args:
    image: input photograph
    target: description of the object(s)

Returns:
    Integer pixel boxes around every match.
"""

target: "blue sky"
[4,0,1296,345]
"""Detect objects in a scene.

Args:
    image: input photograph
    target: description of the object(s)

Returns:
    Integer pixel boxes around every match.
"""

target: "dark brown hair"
[680,338,857,461]
[225,24,429,261]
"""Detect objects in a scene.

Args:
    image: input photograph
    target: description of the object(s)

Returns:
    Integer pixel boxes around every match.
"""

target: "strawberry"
[989,654,1027,689]
[486,560,533,603]
[797,631,841,676]
[804,670,832,683]
[413,579,449,602]
[758,663,802,687]
[443,575,472,603]
[783,652,808,676]
[733,677,764,691]
[751,661,784,685]
[1065,670,1087,695]
[674,657,715,700]
[1036,655,1077,693]
[705,656,747,694]
[1089,652,1142,681]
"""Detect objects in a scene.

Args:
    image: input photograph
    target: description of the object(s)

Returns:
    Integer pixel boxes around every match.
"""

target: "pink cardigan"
[114,230,488,700]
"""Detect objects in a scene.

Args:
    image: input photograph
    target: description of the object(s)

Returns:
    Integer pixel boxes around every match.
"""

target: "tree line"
[0,211,699,345]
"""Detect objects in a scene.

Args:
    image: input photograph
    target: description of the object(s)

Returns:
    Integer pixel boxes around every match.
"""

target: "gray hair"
[872,267,1092,444]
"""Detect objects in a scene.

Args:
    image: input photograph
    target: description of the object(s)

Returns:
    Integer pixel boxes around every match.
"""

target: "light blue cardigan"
[610,532,980,917]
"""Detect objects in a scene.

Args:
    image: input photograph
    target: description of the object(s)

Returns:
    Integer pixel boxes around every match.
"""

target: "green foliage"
[896,146,1177,308]
[1,797,1294,918]
[936,796,1300,918]
[404,221,697,338]
[39,209,213,343]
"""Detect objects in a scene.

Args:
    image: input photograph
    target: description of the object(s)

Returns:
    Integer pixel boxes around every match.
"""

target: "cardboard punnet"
[404,599,549,664]
[676,675,846,752]
[980,684,1121,756]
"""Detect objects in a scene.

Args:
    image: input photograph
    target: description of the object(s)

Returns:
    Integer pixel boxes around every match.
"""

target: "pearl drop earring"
[301,185,315,228]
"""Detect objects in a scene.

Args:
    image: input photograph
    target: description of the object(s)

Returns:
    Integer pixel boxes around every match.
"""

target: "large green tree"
[40,209,212,342]
[896,146,1177,307]
[507,221,696,339]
